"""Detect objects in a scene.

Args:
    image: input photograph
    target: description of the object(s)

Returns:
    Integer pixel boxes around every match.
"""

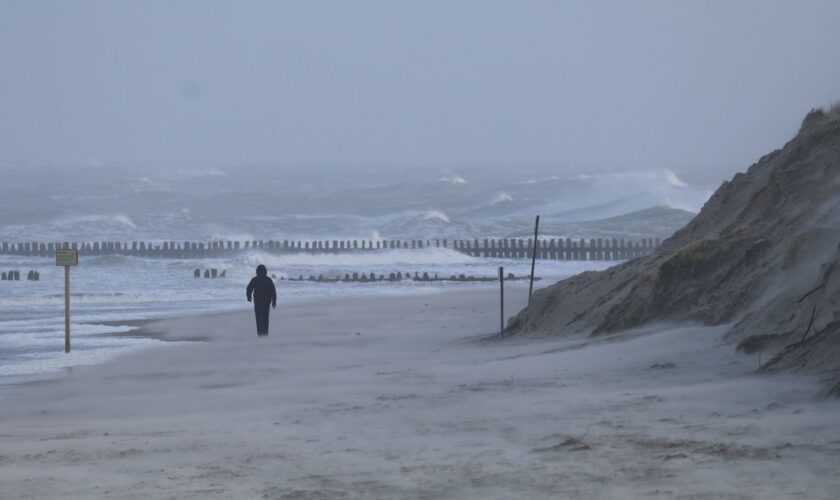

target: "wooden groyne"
[1,270,22,281]
[0,237,660,261]
[281,272,539,283]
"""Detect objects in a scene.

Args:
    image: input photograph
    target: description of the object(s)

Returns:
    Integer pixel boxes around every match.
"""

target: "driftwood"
[798,284,825,303]
[800,305,818,343]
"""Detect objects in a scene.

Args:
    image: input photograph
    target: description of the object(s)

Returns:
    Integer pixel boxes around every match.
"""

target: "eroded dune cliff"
[508,106,840,388]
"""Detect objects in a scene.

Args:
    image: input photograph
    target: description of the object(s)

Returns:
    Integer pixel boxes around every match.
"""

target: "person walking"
[246,264,277,336]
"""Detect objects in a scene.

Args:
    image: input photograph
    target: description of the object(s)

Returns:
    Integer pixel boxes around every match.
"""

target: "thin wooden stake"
[499,266,505,337]
[63,242,71,353]
[529,215,540,304]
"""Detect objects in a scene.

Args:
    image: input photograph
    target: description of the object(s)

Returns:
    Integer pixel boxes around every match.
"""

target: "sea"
[0,162,722,388]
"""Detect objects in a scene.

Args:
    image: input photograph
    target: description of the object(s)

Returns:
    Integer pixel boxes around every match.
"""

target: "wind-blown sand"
[1,286,839,499]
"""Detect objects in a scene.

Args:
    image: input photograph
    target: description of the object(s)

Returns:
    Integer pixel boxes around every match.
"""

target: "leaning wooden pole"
[528,215,540,304]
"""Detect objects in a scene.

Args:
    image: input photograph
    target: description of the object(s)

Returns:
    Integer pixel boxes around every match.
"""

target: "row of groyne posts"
[1,270,40,281]
[0,237,661,261]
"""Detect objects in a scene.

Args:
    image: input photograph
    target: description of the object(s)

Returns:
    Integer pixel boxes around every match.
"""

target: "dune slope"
[507,107,840,387]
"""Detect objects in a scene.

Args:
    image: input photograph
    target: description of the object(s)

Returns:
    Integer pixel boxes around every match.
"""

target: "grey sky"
[1,0,839,171]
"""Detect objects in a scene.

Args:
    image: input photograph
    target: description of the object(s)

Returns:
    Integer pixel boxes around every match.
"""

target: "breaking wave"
[440,175,467,185]
[422,211,450,223]
[664,169,688,187]
[52,214,138,228]
[491,192,514,204]
[242,247,475,268]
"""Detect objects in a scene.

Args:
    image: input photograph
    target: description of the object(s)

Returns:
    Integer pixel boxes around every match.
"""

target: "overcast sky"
[1,0,839,171]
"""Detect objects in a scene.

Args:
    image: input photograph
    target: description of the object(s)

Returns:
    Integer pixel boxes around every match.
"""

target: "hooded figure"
[246,264,277,336]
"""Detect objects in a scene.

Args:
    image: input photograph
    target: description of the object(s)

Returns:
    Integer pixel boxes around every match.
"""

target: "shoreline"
[1,284,838,498]
[0,284,529,399]
[0,288,493,400]
[95,284,527,343]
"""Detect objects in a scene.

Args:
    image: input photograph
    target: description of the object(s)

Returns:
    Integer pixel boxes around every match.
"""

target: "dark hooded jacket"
[246,265,277,306]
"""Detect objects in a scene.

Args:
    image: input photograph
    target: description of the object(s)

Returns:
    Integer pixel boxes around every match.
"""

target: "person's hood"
[256,265,267,276]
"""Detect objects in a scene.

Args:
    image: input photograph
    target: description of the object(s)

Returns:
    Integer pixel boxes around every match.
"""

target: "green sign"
[55,248,79,266]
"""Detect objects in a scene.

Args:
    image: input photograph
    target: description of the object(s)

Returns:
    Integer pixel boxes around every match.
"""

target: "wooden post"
[529,215,539,304]
[64,263,70,353]
[499,266,505,337]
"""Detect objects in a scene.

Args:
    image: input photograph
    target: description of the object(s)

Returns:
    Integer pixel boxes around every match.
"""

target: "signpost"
[56,243,78,353]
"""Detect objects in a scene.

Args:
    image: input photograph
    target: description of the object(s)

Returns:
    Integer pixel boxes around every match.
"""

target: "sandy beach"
[1,286,839,499]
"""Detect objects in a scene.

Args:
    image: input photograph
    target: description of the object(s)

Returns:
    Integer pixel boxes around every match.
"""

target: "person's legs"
[258,303,271,336]
[259,306,269,336]
[254,303,268,335]
[253,303,260,334]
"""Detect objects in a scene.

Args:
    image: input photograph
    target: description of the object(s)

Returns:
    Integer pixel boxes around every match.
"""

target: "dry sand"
[1,286,839,499]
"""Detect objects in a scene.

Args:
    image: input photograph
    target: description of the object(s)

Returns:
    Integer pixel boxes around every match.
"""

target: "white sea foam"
[440,175,467,185]
[572,172,661,183]
[491,192,514,204]
[163,168,229,180]
[422,211,450,223]
[0,291,225,308]
[0,342,164,377]
[51,214,138,228]
[135,176,170,193]
[242,247,475,268]
[0,324,138,348]
[659,198,700,213]
[664,169,688,187]
[514,176,560,185]
[205,227,258,242]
